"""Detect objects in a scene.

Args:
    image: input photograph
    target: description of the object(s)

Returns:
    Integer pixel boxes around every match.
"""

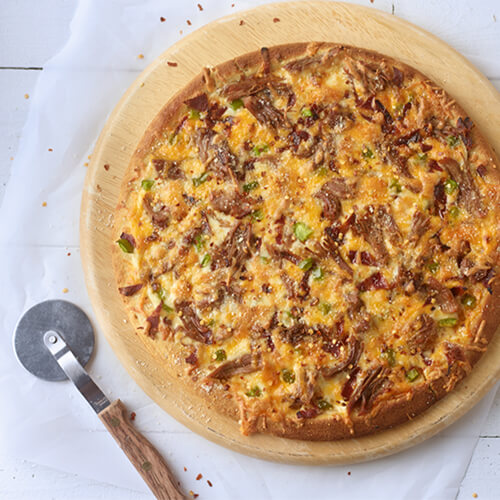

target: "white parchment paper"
[0,1,498,498]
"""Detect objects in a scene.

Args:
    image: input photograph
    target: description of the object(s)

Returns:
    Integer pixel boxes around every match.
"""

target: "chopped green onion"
[362,147,374,159]
[417,153,428,163]
[444,178,458,195]
[428,261,440,274]
[116,238,134,253]
[312,267,324,280]
[447,135,460,147]
[168,134,177,145]
[162,303,173,313]
[189,108,200,120]
[439,317,458,327]
[252,144,269,156]
[281,369,295,384]
[382,348,396,367]
[299,258,314,271]
[318,302,331,315]
[293,222,313,242]
[251,208,264,221]
[317,399,332,410]
[141,179,154,191]
[230,98,244,110]
[192,171,209,187]
[246,386,261,397]
[389,179,402,193]
[243,180,259,192]
[260,255,270,264]
[213,349,227,362]
[449,206,460,218]
[301,107,313,117]
[316,166,329,176]
[194,233,204,252]
[461,294,476,308]
[406,368,420,382]
[201,254,211,267]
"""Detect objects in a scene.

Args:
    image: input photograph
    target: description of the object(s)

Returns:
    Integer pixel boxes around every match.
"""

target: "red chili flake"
[184,467,187,472]
[160,16,166,22]
[421,143,432,152]
[348,471,352,475]
[130,412,136,421]
[273,17,280,22]
[187,19,192,26]
[104,163,110,171]
[231,3,235,6]
[167,61,178,67]
[207,480,213,487]
[239,20,244,25]
[67,252,71,256]
[196,473,202,480]
[48,148,53,152]
[197,3,203,11]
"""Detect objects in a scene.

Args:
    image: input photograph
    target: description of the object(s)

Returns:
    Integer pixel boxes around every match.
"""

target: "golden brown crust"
[112,42,500,441]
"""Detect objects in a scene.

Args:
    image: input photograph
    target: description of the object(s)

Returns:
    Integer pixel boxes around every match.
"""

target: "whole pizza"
[112,43,499,440]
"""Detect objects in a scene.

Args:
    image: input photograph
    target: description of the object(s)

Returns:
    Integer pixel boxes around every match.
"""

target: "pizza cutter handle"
[99,399,186,500]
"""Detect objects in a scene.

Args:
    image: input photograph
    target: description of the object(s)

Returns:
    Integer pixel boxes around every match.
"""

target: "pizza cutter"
[13,299,185,500]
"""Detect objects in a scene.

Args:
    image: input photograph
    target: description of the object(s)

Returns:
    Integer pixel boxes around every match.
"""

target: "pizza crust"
[112,42,500,441]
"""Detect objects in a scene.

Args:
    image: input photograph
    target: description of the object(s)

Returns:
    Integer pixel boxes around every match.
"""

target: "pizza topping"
[143,193,170,229]
[184,93,209,112]
[209,189,255,218]
[117,232,136,253]
[425,277,458,313]
[440,157,485,217]
[211,221,252,271]
[208,353,261,379]
[146,303,163,336]
[242,93,287,129]
[321,336,362,378]
[347,365,390,414]
[118,284,143,296]
[408,211,430,245]
[405,314,437,354]
[175,300,213,344]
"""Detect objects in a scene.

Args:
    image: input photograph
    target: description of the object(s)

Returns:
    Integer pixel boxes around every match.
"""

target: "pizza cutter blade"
[14,300,185,500]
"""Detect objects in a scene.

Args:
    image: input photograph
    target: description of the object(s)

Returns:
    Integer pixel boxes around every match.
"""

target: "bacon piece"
[321,336,361,378]
[408,211,430,245]
[208,353,260,379]
[456,116,474,151]
[209,190,255,218]
[184,93,209,112]
[392,66,404,87]
[357,272,390,292]
[405,314,437,353]
[175,300,213,344]
[360,251,377,266]
[185,352,198,365]
[296,407,320,419]
[440,157,485,217]
[118,284,143,296]
[146,303,162,337]
[242,93,287,129]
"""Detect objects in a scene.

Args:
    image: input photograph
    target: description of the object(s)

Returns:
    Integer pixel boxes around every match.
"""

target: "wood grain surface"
[80,1,500,465]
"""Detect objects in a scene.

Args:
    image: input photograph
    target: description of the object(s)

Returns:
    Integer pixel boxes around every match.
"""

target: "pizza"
[112,43,500,440]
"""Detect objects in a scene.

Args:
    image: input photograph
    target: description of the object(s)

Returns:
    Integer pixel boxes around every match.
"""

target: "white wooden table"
[0,1,498,498]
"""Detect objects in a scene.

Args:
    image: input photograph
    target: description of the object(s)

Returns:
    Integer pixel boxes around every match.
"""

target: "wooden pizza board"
[80,1,500,464]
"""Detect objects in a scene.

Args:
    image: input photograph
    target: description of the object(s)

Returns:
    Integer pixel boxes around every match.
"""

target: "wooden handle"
[99,399,185,500]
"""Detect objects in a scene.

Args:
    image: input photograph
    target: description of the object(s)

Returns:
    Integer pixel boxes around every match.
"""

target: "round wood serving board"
[80,1,500,464]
